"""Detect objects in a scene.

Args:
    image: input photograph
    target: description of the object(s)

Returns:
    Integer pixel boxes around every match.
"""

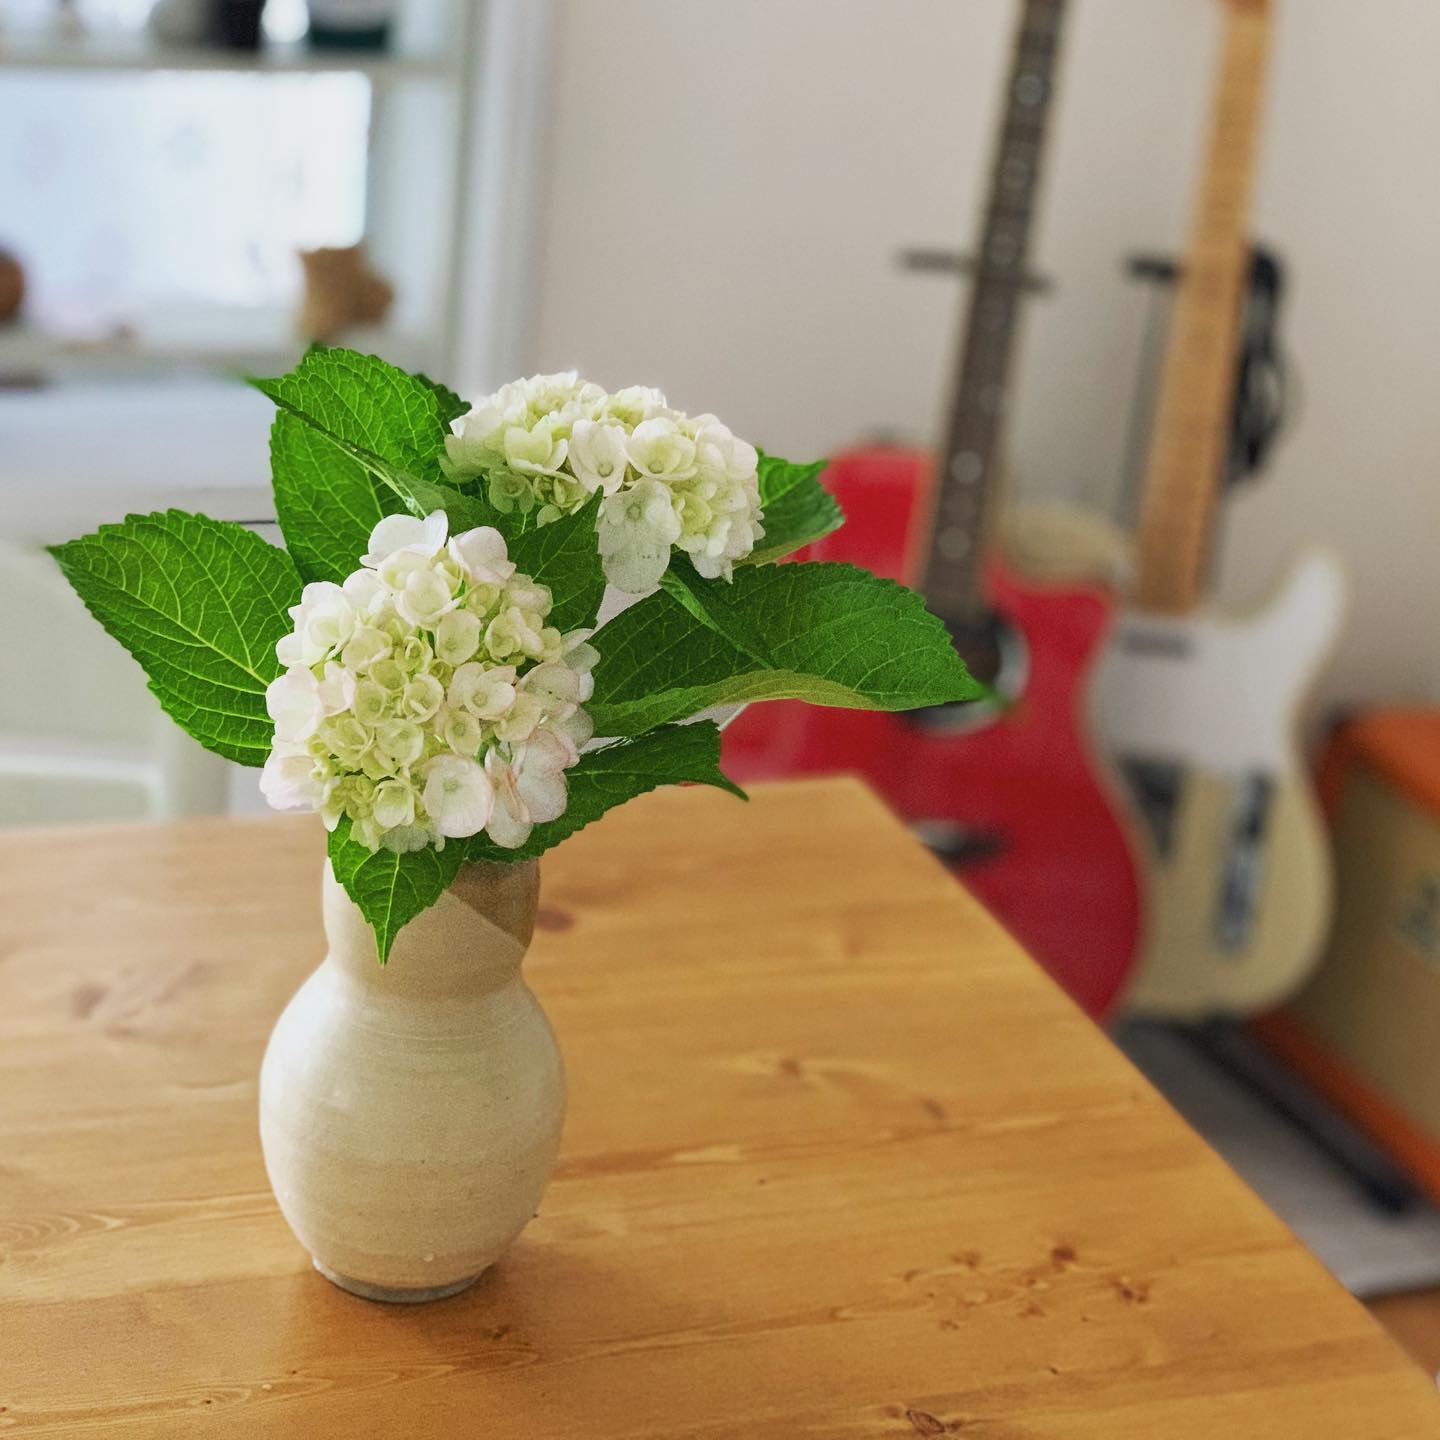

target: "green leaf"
[506,493,606,631]
[269,412,399,586]
[48,510,301,766]
[327,819,466,965]
[463,721,744,864]
[415,372,469,427]
[253,346,452,477]
[745,451,843,565]
[329,724,743,957]
[382,469,501,536]
[254,347,457,582]
[589,559,982,737]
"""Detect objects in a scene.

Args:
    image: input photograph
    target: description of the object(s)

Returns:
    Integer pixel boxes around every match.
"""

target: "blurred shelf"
[0,28,455,80]
[0,320,298,379]
[0,734,155,788]
[0,313,431,381]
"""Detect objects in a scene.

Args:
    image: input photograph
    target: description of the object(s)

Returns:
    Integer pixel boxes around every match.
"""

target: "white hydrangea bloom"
[261,741,328,810]
[484,728,573,850]
[423,754,493,839]
[568,419,630,496]
[605,385,670,427]
[266,666,325,744]
[503,415,569,477]
[443,373,766,592]
[625,417,697,483]
[443,382,527,473]
[597,478,683,594]
[262,512,593,855]
[448,525,516,584]
[364,511,448,568]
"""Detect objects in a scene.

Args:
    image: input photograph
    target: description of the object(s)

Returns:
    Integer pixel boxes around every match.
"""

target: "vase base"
[313,1259,483,1304]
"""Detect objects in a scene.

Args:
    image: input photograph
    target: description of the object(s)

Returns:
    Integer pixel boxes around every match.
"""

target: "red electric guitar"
[723,0,1141,1017]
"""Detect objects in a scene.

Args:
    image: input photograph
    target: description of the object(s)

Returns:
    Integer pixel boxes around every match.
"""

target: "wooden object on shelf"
[297,243,394,344]
[3,778,1438,1435]
[0,247,24,324]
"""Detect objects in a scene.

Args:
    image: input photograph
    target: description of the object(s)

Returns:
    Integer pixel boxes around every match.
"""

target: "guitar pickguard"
[1116,760,1277,957]
[1118,757,1184,859]
[1089,551,1345,1018]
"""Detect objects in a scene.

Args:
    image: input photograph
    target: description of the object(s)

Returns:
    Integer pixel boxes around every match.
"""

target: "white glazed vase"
[259,859,564,1302]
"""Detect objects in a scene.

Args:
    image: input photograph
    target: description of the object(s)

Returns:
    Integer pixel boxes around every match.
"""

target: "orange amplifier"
[1256,707,1440,1201]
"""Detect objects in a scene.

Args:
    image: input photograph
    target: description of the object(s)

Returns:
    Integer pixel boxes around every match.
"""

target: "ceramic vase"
[258,858,564,1302]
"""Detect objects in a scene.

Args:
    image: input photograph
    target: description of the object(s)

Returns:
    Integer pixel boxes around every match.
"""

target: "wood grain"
[1369,1291,1440,1377]
[2,778,1436,1436]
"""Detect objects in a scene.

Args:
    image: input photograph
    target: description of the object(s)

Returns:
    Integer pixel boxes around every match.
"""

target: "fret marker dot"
[950,452,984,484]
[938,528,973,559]
[1016,74,1046,106]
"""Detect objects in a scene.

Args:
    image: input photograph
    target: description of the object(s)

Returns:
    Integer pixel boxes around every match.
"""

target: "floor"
[1369,1290,1440,1376]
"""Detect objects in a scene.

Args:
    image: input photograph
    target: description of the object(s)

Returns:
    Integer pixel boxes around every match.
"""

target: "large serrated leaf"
[49,510,301,765]
[589,559,981,737]
[382,470,501,536]
[254,346,452,476]
[254,347,457,583]
[506,493,606,632]
[327,819,467,964]
[745,451,844,565]
[269,411,400,586]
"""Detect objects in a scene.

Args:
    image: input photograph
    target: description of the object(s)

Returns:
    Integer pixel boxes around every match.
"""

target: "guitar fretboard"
[921,0,1068,625]
[1133,0,1273,614]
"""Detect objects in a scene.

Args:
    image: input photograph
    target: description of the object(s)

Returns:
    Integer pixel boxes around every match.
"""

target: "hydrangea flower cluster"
[260,511,598,855]
[442,371,765,593]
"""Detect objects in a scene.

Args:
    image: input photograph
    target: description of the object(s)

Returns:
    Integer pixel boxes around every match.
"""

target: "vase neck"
[322,858,539,1000]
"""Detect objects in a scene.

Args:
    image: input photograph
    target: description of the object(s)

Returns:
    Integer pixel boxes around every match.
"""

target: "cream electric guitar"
[1091,0,1345,1018]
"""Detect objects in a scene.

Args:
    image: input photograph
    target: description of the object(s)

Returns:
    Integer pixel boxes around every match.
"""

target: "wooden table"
[4,778,1437,1437]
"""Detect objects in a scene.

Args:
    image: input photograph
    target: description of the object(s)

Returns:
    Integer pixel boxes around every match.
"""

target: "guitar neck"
[1133,0,1274,615]
[922,0,1069,624]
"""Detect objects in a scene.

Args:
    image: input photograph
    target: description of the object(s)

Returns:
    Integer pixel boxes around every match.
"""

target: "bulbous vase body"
[259,859,563,1302]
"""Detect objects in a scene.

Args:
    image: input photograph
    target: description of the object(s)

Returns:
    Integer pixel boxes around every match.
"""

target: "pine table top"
[3,777,1437,1437]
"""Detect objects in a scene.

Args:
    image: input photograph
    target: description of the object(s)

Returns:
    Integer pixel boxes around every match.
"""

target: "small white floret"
[423,754,494,839]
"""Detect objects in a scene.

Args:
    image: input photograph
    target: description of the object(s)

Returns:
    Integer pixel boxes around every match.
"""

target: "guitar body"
[723,2,1148,1017]
[1090,550,1346,1017]
[723,449,1142,1019]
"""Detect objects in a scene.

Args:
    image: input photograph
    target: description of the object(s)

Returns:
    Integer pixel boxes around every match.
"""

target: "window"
[0,69,370,336]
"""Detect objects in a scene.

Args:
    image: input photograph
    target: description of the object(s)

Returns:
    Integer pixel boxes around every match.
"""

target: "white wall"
[529,0,1440,715]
